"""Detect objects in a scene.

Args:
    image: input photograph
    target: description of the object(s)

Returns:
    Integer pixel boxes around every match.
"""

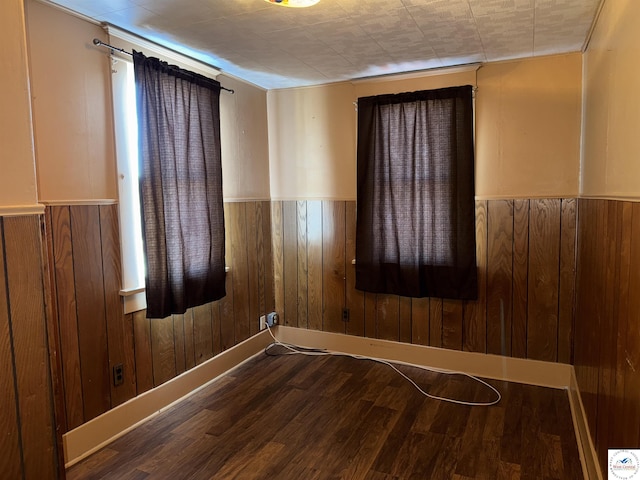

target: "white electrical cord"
[264,324,501,407]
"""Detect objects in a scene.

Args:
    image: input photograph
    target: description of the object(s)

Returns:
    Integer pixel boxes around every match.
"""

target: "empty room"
[1,0,638,478]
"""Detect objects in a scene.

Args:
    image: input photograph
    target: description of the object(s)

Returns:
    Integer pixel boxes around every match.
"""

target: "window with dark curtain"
[355,85,477,300]
[133,51,226,319]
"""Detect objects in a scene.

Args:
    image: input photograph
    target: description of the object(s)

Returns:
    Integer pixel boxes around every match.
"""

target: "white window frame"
[111,55,146,313]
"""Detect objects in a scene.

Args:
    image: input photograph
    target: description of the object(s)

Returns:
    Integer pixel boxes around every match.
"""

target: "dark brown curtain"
[356,85,477,299]
[133,51,225,318]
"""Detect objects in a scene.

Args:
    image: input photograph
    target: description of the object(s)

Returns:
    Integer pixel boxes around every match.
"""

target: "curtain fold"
[356,85,477,299]
[133,51,225,318]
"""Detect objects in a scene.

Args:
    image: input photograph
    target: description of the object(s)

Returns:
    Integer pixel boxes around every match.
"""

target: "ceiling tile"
[43,0,602,89]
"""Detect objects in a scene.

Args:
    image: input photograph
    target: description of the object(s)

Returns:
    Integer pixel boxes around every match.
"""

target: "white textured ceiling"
[45,0,602,89]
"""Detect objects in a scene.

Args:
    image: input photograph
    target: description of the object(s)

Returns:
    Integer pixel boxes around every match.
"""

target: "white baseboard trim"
[568,369,603,480]
[275,326,573,388]
[63,329,273,468]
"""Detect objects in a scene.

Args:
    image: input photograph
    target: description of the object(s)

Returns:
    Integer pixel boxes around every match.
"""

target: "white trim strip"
[40,199,118,206]
[63,329,273,467]
[223,197,272,203]
[270,196,357,202]
[119,287,145,297]
[0,204,45,217]
[578,194,640,202]
[474,194,575,200]
[350,63,482,84]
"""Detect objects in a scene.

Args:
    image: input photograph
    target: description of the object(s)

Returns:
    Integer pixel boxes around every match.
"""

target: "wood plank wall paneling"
[558,199,577,364]
[71,205,111,421]
[345,202,365,337]
[151,315,177,385]
[261,201,275,315]
[47,201,275,432]
[1,216,59,478]
[50,206,84,430]
[271,201,284,323]
[410,297,429,346]
[132,309,153,395]
[192,303,214,366]
[527,199,561,362]
[41,211,68,479]
[574,198,640,471]
[0,218,28,479]
[219,269,236,351]
[512,199,530,359]
[246,204,261,337]
[173,313,187,375]
[227,202,251,343]
[612,202,633,451]
[282,201,298,327]
[296,201,308,329]
[274,199,577,363]
[486,200,514,357]
[622,203,640,448]
[442,299,463,350]
[307,201,323,332]
[429,298,443,348]
[322,201,346,334]
[377,294,399,341]
[100,205,137,407]
[575,199,604,434]
[462,200,487,353]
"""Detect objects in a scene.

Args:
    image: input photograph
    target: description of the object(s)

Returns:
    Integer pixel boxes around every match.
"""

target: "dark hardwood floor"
[67,347,583,479]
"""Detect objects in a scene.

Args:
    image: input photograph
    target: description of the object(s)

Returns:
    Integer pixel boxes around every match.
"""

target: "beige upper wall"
[268,54,582,200]
[22,0,584,204]
[25,1,269,203]
[219,74,270,200]
[476,53,582,198]
[582,0,640,198]
[268,82,358,200]
[268,69,477,201]
[26,0,117,202]
[0,0,38,210]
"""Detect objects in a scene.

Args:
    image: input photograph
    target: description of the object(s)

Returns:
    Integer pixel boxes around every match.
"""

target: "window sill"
[119,267,231,315]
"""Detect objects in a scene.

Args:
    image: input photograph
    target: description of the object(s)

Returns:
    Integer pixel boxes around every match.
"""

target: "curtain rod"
[92,39,235,94]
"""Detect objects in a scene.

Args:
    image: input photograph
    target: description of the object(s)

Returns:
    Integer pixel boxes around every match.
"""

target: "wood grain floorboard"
[67,351,583,480]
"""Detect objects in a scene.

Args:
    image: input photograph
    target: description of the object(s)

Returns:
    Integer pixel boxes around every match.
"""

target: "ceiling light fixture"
[264,0,320,7]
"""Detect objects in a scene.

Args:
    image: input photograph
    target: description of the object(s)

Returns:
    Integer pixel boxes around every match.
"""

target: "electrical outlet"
[113,363,124,386]
[266,312,278,327]
[259,315,266,331]
[342,308,350,322]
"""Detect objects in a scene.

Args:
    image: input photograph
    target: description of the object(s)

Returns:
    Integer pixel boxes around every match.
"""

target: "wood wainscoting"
[0,215,59,478]
[574,198,640,472]
[45,201,274,433]
[272,198,577,363]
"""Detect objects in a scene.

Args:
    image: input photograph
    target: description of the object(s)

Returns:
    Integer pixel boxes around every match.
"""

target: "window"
[108,28,223,314]
[112,55,146,313]
[133,51,226,318]
[355,85,477,300]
